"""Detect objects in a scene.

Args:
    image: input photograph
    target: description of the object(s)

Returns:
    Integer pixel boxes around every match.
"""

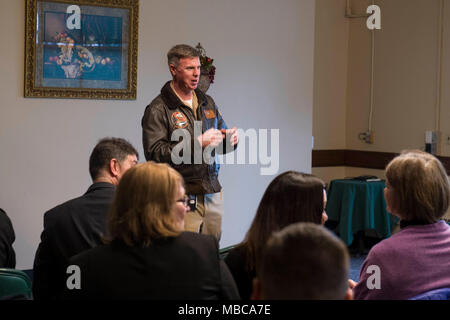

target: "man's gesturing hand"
[197,128,224,148]
[221,127,239,147]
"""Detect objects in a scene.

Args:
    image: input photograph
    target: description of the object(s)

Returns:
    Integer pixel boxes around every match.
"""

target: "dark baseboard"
[312,149,450,174]
[312,149,396,169]
[311,149,346,167]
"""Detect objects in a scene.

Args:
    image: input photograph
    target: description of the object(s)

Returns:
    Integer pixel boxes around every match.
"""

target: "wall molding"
[312,149,450,173]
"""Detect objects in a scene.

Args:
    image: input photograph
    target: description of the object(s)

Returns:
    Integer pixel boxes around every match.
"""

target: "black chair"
[219,245,235,260]
[409,288,450,300]
[0,268,33,300]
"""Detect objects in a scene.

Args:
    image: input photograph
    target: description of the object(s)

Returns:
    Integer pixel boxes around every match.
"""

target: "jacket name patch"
[204,110,216,119]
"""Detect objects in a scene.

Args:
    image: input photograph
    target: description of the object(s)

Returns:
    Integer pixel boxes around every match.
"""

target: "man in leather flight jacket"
[142,44,238,240]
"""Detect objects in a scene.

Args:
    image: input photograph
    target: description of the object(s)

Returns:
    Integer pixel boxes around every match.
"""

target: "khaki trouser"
[184,191,223,241]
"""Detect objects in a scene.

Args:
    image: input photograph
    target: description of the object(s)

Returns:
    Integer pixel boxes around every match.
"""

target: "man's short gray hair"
[259,222,350,300]
[167,44,200,67]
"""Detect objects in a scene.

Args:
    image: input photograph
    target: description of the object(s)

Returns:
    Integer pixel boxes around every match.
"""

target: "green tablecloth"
[326,179,399,246]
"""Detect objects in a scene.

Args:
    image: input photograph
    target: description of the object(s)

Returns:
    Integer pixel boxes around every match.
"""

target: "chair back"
[409,288,450,300]
[219,245,235,260]
[0,268,33,300]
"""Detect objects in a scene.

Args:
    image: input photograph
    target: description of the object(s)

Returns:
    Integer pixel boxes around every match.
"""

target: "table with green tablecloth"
[325,179,399,246]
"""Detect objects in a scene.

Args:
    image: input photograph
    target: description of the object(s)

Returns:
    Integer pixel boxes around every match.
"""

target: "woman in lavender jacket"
[351,150,450,300]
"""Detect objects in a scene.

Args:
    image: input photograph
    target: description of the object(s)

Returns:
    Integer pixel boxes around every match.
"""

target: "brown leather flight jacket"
[142,81,237,195]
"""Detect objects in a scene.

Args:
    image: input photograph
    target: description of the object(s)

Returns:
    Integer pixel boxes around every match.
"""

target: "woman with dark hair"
[352,150,450,299]
[224,171,328,299]
[63,162,239,300]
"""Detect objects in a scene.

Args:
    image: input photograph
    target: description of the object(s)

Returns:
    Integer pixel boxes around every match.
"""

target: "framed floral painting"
[24,0,139,99]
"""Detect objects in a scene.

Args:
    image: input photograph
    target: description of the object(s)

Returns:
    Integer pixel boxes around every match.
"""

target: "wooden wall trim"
[312,149,399,169]
[312,149,450,174]
[311,149,346,167]
[436,156,450,174]
[344,150,397,170]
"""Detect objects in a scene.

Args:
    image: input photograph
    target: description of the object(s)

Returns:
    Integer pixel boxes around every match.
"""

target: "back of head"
[258,223,350,300]
[89,137,138,181]
[244,171,325,269]
[385,150,450,223]
[107,162,183,246]
[167,44,200,67]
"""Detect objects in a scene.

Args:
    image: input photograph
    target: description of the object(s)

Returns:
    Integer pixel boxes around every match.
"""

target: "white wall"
[0,0,315,269]
[312,0,450,218]
[313,0,448,179]
[346,0,440,153]
[313,0,348,151]
[312,0,349,184]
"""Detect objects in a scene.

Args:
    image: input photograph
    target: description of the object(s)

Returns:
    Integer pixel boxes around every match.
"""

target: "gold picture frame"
[24,0,139,99]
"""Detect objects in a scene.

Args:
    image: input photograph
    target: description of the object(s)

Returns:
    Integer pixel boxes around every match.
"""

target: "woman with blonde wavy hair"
[352,150,450,300]
[63,162,239,300]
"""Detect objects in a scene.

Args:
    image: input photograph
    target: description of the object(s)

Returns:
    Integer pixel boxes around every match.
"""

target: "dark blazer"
[224,244,255,300]
[63,232,240,300]
[0,208,16,268]
[32,182,115,300]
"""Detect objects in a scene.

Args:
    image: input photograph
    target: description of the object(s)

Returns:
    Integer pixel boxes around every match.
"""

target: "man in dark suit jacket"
[32,137,139,300]
[0,208,16,268]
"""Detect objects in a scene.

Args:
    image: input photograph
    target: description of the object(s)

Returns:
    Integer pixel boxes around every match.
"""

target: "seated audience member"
[352,150,450,300]
[225,171,328,299]
[0,208,16,268]
[62,162,239,300]
[32,137,139,300]
[252,222,352,300]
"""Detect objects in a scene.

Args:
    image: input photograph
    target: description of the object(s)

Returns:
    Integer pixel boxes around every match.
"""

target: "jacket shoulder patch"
[171,112,188,129]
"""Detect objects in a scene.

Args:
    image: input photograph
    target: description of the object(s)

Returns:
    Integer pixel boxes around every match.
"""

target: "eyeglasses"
[177,195,190,207]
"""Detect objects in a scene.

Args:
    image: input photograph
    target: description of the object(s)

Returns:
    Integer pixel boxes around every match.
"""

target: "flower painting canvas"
[25,0,139,99]
[42,12,123,82]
